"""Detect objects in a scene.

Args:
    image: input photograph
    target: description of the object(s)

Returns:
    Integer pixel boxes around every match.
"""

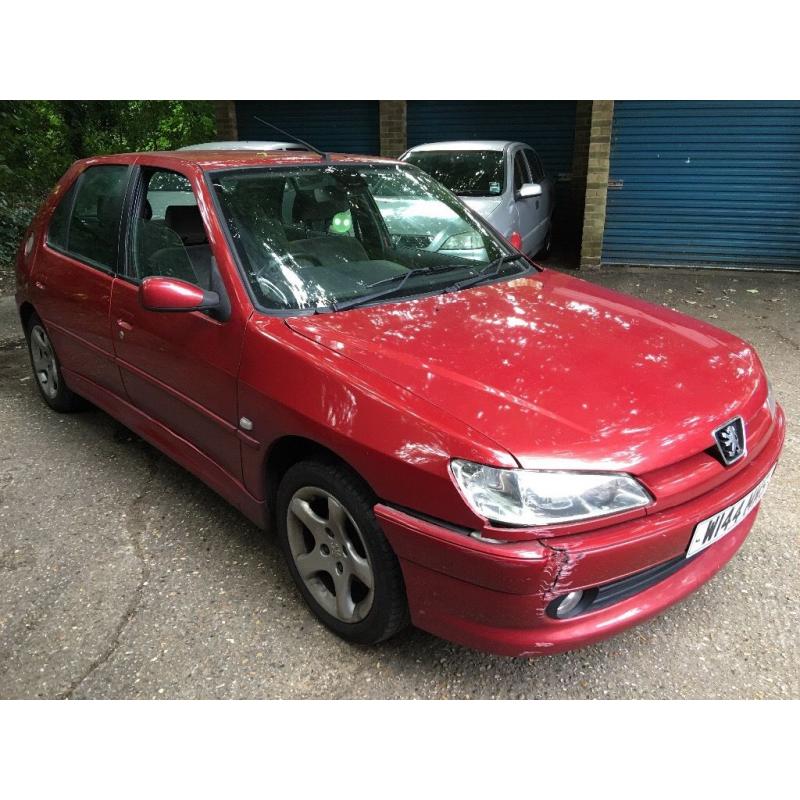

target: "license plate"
[686,467,775,558]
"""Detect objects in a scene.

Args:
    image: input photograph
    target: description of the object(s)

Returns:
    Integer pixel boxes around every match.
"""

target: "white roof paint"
[404,140,519,153]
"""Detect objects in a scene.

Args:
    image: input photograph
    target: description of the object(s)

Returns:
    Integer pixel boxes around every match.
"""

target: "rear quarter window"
[46,183,77,250]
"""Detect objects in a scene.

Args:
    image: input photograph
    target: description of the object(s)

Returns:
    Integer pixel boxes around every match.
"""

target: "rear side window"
[66,165,129,270]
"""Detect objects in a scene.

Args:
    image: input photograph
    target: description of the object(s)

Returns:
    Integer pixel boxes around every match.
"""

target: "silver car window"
[513,151,530,192]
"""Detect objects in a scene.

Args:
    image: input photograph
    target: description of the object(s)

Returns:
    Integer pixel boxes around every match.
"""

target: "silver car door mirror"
[518,182,543,199]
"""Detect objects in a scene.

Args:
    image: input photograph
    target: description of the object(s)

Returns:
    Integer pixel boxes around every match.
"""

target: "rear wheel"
[276,459,408,645]
[25,313,84,412]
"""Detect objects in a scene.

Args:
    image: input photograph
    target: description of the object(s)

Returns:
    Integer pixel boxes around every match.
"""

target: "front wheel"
[25,313,84,412]
[276,459,408,645]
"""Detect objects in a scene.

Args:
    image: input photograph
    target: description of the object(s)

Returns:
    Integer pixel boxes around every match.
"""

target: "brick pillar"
[568,101,593,240]
[579,100,614,269]
[213,101,238,140]
[379,101,407,157]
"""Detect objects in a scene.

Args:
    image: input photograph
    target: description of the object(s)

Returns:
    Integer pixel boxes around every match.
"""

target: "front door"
[109,165,247,481]
[523,148,553,251]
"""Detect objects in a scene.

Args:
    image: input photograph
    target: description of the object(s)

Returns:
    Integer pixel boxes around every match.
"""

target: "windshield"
[210,164,528,312]
[401,150,505,197]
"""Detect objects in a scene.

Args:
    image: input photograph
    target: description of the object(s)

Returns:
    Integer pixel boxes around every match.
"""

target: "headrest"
[165,205,207,246]
[294,187,349,221]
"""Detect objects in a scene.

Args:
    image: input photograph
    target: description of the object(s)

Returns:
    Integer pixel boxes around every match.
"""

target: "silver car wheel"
[30,324,59,399]
[286,486,375,624]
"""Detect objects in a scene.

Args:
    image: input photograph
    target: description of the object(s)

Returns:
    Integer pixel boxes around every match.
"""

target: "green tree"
[0,100,216,274]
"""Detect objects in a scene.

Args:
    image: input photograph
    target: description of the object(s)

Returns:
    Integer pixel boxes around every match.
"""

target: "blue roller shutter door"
[235,101,380,155]
[603,101,800,269]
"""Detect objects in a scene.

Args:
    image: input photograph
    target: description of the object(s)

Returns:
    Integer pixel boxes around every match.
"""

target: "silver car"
[400,140,554,257]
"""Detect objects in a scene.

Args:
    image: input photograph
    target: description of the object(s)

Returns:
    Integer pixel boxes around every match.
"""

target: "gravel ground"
[0,265,15,299]
[0,267,797,699]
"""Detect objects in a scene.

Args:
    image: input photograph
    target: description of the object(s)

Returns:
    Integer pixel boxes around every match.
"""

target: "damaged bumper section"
[375,412,784,657]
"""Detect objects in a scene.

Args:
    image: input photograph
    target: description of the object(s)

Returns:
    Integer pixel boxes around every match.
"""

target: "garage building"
[218,100,800,272]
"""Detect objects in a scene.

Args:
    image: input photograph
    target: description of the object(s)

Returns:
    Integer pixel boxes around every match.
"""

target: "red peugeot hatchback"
[15,149,784,656]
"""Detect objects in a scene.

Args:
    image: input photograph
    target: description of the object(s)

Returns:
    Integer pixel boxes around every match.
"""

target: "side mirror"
[139,276,221,313]
[518,182,543,199]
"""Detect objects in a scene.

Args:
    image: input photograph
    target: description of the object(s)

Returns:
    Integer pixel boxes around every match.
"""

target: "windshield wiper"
[443,253,528,293]
[328,264,463,312]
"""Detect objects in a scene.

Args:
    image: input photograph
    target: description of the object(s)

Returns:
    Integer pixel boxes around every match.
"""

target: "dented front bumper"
[375,407,784,657]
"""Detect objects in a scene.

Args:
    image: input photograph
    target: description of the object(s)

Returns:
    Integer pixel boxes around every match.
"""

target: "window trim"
[44,163,134,276]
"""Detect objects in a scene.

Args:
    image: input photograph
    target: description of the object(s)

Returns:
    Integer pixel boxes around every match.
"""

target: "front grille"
[548,554,694,619]
[640,404,772,513]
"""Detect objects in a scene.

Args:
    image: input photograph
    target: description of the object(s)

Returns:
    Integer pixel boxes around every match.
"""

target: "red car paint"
[139,276,209,312]
[15,150,785,656]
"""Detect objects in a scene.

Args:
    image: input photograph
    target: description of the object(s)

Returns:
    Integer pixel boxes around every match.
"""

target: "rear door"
[31,163,131,396]
[109,163,247,481]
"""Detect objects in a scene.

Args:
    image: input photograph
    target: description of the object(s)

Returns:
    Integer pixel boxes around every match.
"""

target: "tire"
[25,313,84,412]
[276,459,409,645]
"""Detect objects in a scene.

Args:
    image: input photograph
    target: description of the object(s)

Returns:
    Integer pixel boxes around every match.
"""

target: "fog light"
[554,590,584,619]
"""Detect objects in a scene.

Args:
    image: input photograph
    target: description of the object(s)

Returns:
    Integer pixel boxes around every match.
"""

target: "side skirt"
[63,367,268,529]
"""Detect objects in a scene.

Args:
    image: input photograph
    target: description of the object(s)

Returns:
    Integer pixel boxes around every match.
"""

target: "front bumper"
[376,406,785,657]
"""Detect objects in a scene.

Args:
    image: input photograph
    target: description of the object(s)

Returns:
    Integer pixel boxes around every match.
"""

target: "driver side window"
[525,149,545,182]
[131,169,213,289]
[513,152,530,192]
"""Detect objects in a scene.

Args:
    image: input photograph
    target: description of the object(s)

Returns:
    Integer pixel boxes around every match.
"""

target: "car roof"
[404,140,523,153]
[178,140,310,151]
[76,150,400,172]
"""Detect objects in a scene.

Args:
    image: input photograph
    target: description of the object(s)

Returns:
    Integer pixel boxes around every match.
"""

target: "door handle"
[116,318,133,340]
[34,280,47,291]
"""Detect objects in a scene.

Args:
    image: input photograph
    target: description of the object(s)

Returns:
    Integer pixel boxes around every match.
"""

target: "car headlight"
[441,231,483,250]
[450,460,651,526]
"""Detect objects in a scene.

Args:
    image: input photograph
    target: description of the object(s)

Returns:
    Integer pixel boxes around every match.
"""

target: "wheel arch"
[264,435,377,528]
[18,301,37,331]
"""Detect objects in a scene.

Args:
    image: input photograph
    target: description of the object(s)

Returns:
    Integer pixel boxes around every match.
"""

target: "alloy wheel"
[286,486,375,623]
[30,324,59,399]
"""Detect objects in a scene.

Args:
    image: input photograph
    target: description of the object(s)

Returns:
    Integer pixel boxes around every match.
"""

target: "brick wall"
[379,101,407,157]
[213,101,238,140]
[579,100,614,269]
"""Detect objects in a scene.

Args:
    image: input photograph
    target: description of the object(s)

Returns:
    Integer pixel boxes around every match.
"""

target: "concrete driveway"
[0,267,797,699]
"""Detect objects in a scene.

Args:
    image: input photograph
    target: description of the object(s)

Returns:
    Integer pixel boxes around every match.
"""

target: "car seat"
[165,205,213,289]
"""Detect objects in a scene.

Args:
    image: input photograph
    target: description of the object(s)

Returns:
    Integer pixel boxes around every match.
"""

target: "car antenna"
[252,115,330,161]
